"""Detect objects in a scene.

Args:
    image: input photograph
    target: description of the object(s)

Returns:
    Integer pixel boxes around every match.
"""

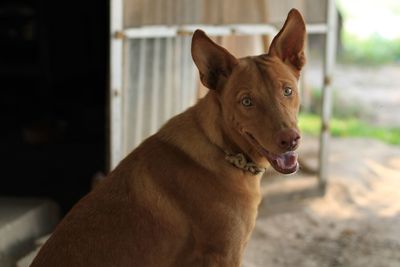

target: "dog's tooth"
[276,157,285,169]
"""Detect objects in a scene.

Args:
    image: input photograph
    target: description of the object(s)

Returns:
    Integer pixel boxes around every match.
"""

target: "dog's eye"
[283,87,293,97]
[241,96,253,107]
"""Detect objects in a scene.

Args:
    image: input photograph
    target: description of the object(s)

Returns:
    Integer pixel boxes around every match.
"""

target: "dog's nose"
[276,129,300,151]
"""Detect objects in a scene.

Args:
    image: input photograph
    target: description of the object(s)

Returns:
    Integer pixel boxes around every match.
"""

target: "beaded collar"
[224,151,266,175]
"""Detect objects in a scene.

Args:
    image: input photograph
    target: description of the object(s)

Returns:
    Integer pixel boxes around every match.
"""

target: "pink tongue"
[276,152,298,170]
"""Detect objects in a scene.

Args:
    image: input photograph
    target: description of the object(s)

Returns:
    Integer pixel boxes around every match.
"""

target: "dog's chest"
[189,192,259,253]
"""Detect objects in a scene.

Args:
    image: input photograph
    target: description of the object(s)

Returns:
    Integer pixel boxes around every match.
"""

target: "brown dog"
[30,9,305,267]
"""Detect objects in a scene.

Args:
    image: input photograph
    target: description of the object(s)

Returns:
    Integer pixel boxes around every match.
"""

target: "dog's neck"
[193,92,268,174]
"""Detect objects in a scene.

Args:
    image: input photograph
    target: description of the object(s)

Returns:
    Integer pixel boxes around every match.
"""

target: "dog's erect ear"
[269,9,306,76]
[191,30,238,90]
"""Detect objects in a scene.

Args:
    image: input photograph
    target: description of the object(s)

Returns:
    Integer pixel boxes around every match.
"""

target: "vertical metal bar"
[318,0,337,190]
[186,36,197,106]
[173,38,182,114]
[164,0,174,120]
[188,36,198,106]
[142,0,151,25]
[164,38,173,120]
[157,38,166,123]
[151,39,161,133]
[134,38,147,147]
[109,0,123,170]
[154,0,162,24]
[166,0,173,25]
[180,37,188,111]
[149,0,162,133]
[174,0,181,24]
[125,39,140,154]
[122,38,130,156]
[182,0,192,24]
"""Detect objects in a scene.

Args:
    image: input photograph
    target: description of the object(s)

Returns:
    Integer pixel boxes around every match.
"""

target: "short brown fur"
[31,9,306,267]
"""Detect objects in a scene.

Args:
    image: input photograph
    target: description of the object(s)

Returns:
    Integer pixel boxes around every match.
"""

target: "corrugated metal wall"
[123,37,197,153]
[123,0,325,28]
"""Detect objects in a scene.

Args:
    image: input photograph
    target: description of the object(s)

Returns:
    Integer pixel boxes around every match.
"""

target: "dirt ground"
[307,63,400,126]
[243,136,400,267]
[333,64,400,123]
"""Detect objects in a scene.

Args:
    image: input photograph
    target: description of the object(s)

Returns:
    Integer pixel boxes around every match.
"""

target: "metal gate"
[109,0,337,189]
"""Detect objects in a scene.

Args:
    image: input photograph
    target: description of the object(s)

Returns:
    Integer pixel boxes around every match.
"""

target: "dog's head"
[191,9,306,174]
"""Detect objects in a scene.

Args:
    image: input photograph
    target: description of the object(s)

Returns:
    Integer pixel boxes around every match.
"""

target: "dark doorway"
[0,0,109,214]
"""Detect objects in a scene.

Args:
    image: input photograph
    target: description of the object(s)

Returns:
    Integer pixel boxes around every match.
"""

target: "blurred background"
[0,0,399,266]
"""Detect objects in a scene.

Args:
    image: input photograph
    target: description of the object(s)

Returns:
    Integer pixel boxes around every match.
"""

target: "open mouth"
[245,133,299,174]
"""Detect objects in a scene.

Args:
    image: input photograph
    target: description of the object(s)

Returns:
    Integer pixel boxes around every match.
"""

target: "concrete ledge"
[0,197,59,266]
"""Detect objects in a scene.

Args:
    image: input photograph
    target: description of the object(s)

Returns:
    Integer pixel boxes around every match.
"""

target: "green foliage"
[340,33,400,65]
[337,0,400,64]
[299,113,400,145]
[305,88,371,120]
[298,113,320,136]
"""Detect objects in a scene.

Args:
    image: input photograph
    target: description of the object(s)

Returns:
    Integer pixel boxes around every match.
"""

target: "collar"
[225,151,266,175]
